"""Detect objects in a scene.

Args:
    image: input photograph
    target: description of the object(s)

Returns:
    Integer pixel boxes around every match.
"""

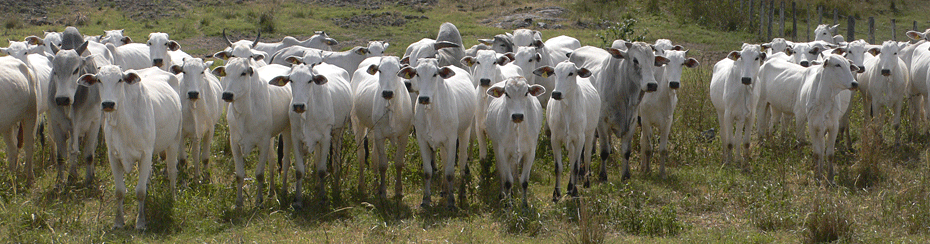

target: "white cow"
[814,24,844,45]
[77,65,182,230]
[533,61,600,200]
[904,29,930,127]
[269,44,383,79]
[351,56,412,198]
[212,58,293,208]
[710,44,765,167]
[485,77,545,206]
[544,35,582,64]
[221,30,339,56]
[639,50,699,178]
[796,54,859,183]
[99,29,133,46]
[569,42,667,181]
[512,29,542,47]
[213,30,269,66]
[46,42,104,185]
[461,50,523,161]
[0,57,38,185]
[148,32,193,71]
[270,58,351,206]
[755,59,811,141]
[860,40,909,145]
[105,43,151,70]
[169,58,223,181]
[400,58,476,208]
[3,41,52,115]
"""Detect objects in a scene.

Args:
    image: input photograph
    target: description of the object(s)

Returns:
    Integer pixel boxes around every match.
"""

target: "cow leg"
[166,136,180,196]
[231,143,247,208]
[893,100,903,147]
[417,140,434,208]
[375,135,388,199]
[620,126,634,181]
[520,150,536,207]
[318,135,332,205]
[330,129,343,200]
[457,129,472,205]
[494,145,513,205]
[720,110,732,166]
[442,140,457,208]
[255,140,272,206]
[659,119,672,179]
[477,125,488,161]
[200,130,215,182]
[280,132,293,199]
[82,126,101,186]
[809,126,825,183]
[826,124,839,185]
[393,134,409,198]
[356,132,368,196]
[910,94,923,133]
[739,116,752,170]
[135,151,154,230]
[756,102,770,138]
[569,138,583,198]
[597,123,610,182]
[551,137,563,202]
[582,130,596,190]
[22,117,37,186]
[109,153,126,229]
[292,139,307,208]
[3,128,19,176]
[640,123,654,175]
[50,124,68,185]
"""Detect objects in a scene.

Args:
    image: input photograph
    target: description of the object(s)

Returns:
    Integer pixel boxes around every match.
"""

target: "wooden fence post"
[792,1,797,41]
[915,20,919,31]
[868,17,874,44]
[779,1,785,37]
[891,19,896,41]
[807,4,812,41]
[833,8,838,26]
[768,0,774,40]
[847,16,855,41]
[749,0,755,35]
[759,0,764,36]
[818,5,822,25]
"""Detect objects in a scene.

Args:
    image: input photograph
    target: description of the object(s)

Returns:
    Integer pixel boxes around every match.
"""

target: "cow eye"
[147,42,152,46]
[476,61,480,65]
[432,73,437,77]
[201,71,205,74]
[72,67,80,74]
[835,64,841,67]
[894,52,898,55]
[755,57,759,60]
[568,72,574,76]
[633,59,639,64]
[505,93,511,98]
[241,72,247,76]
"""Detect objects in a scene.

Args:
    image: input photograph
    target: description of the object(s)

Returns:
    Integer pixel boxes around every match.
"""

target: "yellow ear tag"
[404,74,413,79]
[541,73,548,78]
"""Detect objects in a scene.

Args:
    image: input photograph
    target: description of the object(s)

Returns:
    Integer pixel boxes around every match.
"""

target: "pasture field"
[2,0,930,242]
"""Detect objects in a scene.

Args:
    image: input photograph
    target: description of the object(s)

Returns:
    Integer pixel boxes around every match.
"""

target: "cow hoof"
[583,178,591,188]
[552,188,561,202]
[464,166,471,176]
[135,222,146,231]
[620,171,631,181]
[598,171,608,182]
[420,202,431,209]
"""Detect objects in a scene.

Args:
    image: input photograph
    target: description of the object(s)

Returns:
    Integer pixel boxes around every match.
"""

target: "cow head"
[512,29,541,47]
[789,42,830,67]
[49,42,90,106]
[652,39,682,56]
[487,77,545,123]
[838,39,868,73]
[215,29,265,62]
[727,43,765,85]
[610,41,668,92]
[906,29,930,42]
[295,31,338,51]
[511,46,542,85]
[148,32,181,70]
[268,63,326,114]
[171,58,214,101]
[284,50,324,67]
[461,50,512,87]
[662,50,699,90]
[401,38,460,67]
[100,29,132,46]
[1,41,46,60]
[212,57,256,102]
[76,65,140,112]
[534,61,590,101]
[478,34,515,53]
[762,38,791,54]
[868,40,903,77]
[820,54,859,91]
[815,24,840,43]
[397,58,455,105]
[366,56,406,108]
[367,41,389,57]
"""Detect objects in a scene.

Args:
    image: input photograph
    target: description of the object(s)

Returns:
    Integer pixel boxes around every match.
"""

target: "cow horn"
[222,29,233,47]
[251,31,261,49]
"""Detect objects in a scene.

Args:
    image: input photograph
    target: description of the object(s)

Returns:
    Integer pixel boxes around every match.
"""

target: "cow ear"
[785,46,795,55]
[76,41,89,56]
[367,64,379,75]
[503,52,515,62]
[495,55,511,66]
[397,66,416,79]
[400,56,410,65]
[487,86,505,98]
[312,74,328,85]
[213,51,231,60]
[434,41,460,50]
[534,53,542,62]
[25,36,43,45]
[566,52,572,58]
[812,60,824,66]
[758,52,766,62]
[122,36,133,44]
[727,51,741,61]
[867,47,881,56]
[354,47,370,55]
[477,39,493,45]
[760,43,771,51]
[832,48,846,55]
[383,42,389,50]
[672,45,684,51]
[0,47,8,55]
[268,76,290,86]
[77,74,98,86]
[607,48,626,59]
[168,41,181,51]
[251,53,265,61]
[531,40,544,48]
[170,65,183,75]
[323,38,338,46]
[684,58,700,68]
[532,66,555,78]
[205,61,214,67]
[577,67,592,78]
[438,67,455,79]
[122,72,141,84]
[460,56,476,67]
[907,31,926,41]
[212,66,227,77]
[849,63,859,73]
[285,56,304,65]
[528,84,546,97]
[654,56,670,66]
[50,44,60,54]
[625,42,634,50]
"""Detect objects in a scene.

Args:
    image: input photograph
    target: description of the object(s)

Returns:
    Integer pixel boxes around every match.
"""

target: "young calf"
[796,54,859,183]
[461,50,523,161]
[78,65,182,230]
[485,77,545,206]
[169,58,224,181]
[270,57,352,205]
[401,58,476,208]
[534,61,600,201]
[351,56,413,198]
[710,44,766,168]
[639,50,699,178]
[212,57,293,208]
[860,40,910,145]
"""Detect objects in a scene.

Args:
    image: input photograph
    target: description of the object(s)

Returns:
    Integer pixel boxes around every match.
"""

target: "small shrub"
[595,18,648,48]
[500,205,543,236]
[745,182,798,231]
[4,17,22,29]
[848,124,883,189]
[646,0,661,15]
[200,18,211,27]
[804,197,853,243]
[258,12,275,33]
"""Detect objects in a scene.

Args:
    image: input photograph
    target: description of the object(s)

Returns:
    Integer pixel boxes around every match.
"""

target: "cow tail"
[17,123,24,149]
[277,135,284,174]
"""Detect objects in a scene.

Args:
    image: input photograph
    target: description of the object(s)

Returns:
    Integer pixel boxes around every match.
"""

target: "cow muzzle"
[404,82,412,90]
[479,78,491,87]
[669,81,680,89]
[101,101,116,112]
[850,82,859,90]
[222,92,234,102]
[646,82,658,92]
[551,91,563,100]
[800,61,810,67]
[881,69,891,76]
[857,66,865,73]
[188,91,200,100]
[511,113,524,123]
[381,90,394,99]
[418,96,430,105]
[153,59,164,68]
[292,104,306,113]
[741,77,752,85]
[55,97,71,106]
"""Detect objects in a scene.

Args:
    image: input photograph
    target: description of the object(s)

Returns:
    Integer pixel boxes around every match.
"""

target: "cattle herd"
[1,22,928,230]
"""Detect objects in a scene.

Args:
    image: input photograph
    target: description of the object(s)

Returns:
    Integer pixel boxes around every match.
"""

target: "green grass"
[4,0,930,242]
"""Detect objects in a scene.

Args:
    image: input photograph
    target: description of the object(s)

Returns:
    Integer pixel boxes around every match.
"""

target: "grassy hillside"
[3,0,930,242]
